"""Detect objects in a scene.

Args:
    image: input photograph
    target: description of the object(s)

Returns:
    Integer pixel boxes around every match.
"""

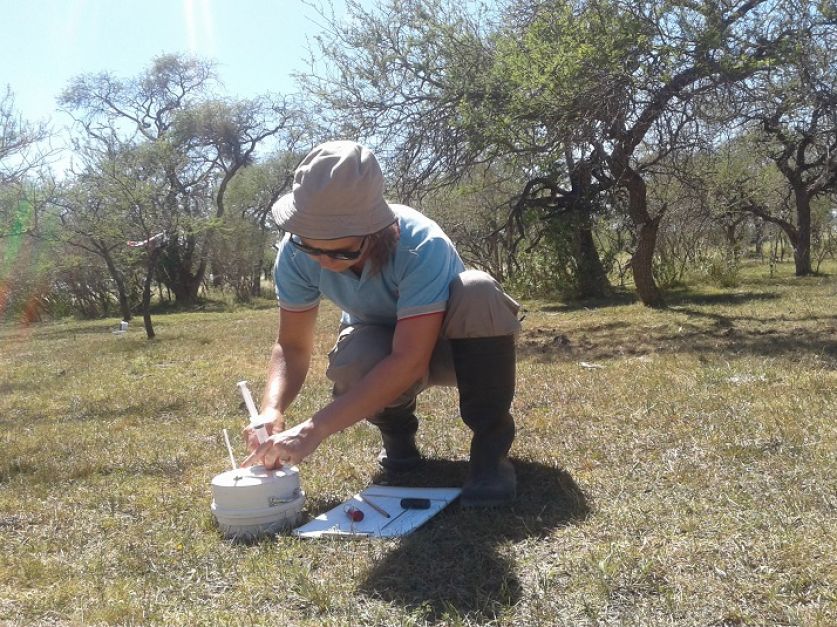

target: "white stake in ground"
[237,380,268,444]
[222,428,237,470]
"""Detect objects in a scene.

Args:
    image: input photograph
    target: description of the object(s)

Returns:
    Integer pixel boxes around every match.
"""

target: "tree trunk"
[250,265,263,297]
[159,237,206,306]
[725,224,737,252]
[754,220,764,259]
[563,154,611,299]
[631,215,663,306]
[141,247,163,339]
[168,279,200,306]
[622,168,664,307]
[574,220,610,298]
[793,188,812,276]
[99,246,132,322]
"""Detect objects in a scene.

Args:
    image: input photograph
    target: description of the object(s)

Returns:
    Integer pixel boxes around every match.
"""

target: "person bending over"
[243,140,521,507]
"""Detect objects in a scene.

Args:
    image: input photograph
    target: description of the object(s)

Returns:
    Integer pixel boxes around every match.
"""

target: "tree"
[60,54,305,308]
[218,153,298,299]
[53,139,177,332]
[486,0,799,305]
[0,86,50,185]
[303,0,796,306]
[53,175,135,323]
[0,183,62,323]
[0,88,54,323]
[735,2,837,275]
[303,0,614,298]
[420,164,524,283]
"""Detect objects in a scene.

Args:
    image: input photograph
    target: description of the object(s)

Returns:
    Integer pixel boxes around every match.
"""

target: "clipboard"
[293,485,461,538]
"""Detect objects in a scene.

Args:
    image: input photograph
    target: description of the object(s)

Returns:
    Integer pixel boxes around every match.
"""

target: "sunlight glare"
[183,0,215,54]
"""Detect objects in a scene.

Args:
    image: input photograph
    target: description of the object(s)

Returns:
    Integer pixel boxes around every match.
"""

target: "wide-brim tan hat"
[271,141,396,239]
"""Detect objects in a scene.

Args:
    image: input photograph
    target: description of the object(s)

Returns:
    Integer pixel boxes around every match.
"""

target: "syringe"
[236,380,269,444]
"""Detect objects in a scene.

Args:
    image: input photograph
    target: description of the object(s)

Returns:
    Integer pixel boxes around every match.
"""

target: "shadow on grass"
[520,319,837,365]
[23,323,120,341]
[0,380,41,396]
[148,297,278,315]
[356,458,589,622]
[536,289,637,312]
[536,288,780,313]
[663,289,780,308]
[521,286,836,365]
[16,296,279,341]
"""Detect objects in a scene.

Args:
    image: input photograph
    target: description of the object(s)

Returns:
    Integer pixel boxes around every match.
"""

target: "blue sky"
[2,0,354,125]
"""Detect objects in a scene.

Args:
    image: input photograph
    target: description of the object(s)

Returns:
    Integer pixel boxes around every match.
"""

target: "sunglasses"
[289,234,367,261]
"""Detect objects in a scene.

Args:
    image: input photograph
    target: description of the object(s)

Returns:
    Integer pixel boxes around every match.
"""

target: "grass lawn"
[1,261,835,626]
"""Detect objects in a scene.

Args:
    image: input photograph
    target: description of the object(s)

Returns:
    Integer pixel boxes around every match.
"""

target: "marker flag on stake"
[127,232,167,248]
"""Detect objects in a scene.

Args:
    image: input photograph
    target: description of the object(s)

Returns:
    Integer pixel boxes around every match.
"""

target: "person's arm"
[243,306,318,451]
[243,311,444,468]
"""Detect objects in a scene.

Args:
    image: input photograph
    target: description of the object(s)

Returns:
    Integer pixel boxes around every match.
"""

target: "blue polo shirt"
[273,205,465,326]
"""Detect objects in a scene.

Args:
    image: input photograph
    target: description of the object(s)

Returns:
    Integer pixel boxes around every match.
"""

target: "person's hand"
[241,408,286,453]
[242,419,323,470]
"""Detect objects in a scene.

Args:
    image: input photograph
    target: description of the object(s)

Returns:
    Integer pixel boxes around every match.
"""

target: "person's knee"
[326,325,393,393]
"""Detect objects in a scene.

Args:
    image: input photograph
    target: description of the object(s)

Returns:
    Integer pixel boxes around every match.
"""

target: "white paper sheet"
[293,485,461,538]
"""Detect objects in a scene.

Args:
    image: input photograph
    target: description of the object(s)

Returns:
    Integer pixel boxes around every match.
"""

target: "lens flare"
[0,197,45,331]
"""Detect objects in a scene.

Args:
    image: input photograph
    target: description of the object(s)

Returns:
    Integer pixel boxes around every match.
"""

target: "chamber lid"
[211,465,300,488]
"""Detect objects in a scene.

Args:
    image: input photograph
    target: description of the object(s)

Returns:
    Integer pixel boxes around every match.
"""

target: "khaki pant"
[326,270,521,406]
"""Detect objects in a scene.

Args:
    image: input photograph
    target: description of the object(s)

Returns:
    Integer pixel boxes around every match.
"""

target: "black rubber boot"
[451,335,517,507]
[367,399,423,472]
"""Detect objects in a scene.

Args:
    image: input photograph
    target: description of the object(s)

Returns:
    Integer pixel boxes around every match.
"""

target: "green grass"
[1,260,835,626]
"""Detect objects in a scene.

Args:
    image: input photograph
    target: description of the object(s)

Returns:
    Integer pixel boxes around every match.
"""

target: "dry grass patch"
[1,261,835,625]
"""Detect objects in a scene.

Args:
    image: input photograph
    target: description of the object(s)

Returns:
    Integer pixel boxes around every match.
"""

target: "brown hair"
[365,222,400,276]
